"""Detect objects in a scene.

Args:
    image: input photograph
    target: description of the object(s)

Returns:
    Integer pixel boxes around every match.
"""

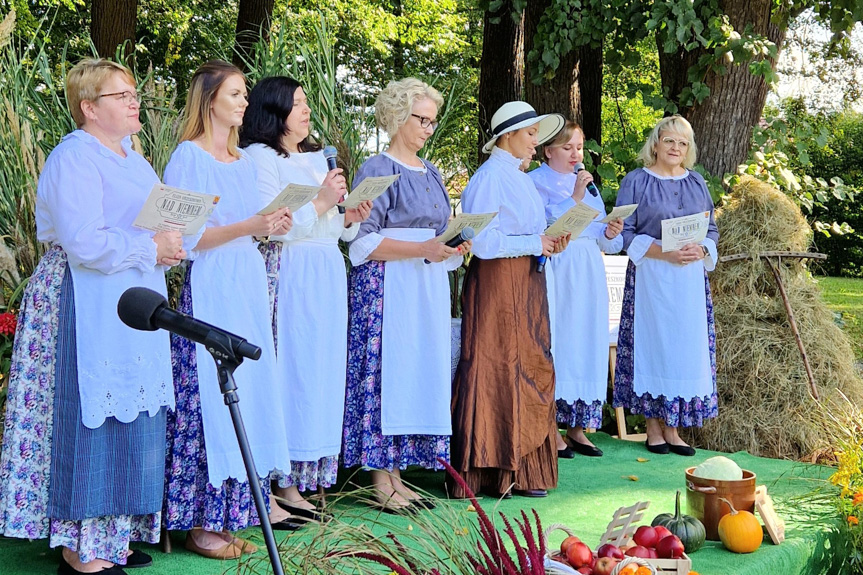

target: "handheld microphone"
[536,254,548,273]
[118,287,261,361]
[574,162,599,197]
[323,146,346,214]
[425,226,475,264]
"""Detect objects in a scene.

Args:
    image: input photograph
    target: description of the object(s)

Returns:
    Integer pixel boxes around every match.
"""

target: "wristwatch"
[701,245,709,258]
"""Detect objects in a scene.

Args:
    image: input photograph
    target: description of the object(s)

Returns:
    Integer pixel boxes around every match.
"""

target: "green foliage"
[818,276,863,359]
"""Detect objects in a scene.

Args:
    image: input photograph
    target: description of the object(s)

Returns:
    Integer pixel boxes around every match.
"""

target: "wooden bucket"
[684,467,756,541]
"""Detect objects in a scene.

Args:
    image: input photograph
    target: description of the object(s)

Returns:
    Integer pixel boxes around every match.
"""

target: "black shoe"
[513,489,548,498]
[645,440,671,455]
[276,500,326,522]
[557,446,575,459]
[58,557,128,575]
[565,437,603,457]
[669,443,696,456]
[124,550,152,569]
[269,518,305,530]
[369,501,419,515]
[409,497,437,510]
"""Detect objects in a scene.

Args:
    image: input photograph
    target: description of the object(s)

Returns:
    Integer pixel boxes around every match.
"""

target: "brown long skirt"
[449,256,558,497]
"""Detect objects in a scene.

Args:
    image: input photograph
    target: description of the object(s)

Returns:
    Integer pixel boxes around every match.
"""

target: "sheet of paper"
[601,203,638,224]
[257,183,321,215]
[437,212,497,243]
[133,184,219,236]
[338,174,400,209]
[661,211,710,252]
[545,202,600,239]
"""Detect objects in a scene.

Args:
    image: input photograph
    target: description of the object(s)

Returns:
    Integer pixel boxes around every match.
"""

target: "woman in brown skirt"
[450,102,568,498]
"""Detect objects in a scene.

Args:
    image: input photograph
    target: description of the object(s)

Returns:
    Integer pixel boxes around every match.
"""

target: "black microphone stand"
[204,331,285,575]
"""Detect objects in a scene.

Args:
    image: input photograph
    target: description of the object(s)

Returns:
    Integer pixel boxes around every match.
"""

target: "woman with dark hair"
[241,76,371,518]
[161,60,296,559]
[0,58,183,575]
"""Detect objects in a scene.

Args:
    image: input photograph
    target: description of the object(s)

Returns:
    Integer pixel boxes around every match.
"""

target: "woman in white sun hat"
[450,101,569,499]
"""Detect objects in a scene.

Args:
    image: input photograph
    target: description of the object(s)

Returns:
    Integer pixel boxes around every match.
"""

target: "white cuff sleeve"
[496,234,543,259]
[627,234,656,266]
[349,232,384,266]
[341,217,361,242]
[701,237,717,272]
[443,253,464,271]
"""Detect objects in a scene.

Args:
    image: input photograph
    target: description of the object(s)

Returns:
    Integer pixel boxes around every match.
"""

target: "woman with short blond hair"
[613,115,718,457]
[342,77,466,513]
[0,58,184,575]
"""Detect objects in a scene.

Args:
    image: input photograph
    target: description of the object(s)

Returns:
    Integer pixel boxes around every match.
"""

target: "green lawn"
[817,276,863,360]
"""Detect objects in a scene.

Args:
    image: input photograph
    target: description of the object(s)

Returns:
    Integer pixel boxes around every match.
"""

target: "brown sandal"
[184,532,243,560]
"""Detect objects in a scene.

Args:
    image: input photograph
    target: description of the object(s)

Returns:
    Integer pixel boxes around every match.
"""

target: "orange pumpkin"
[717,497,763,553]
[617,566,638,575]
[634,567,653,575]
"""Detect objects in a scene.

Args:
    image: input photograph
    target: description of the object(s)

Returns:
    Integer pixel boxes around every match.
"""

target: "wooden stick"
[719,251,827,263]
[763,257,820,400]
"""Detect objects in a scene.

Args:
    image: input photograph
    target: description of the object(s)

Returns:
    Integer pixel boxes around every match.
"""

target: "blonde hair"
[180,60,245,159]
[637,115,697,168]
[540,120,583,161]
[66,59,135,128]
[374,78,444,138]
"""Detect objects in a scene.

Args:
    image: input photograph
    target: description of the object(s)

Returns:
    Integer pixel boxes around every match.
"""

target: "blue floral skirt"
[556,399,604,429]
[0,246,161,565]
[162,263,268,532]
[342,261,449,471]
[612,261,718,427]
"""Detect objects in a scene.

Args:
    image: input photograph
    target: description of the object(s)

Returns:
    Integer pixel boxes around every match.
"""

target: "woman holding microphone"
[241,75,372,519]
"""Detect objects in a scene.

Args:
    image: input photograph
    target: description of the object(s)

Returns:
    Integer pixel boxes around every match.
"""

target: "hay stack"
[684,176,863,461]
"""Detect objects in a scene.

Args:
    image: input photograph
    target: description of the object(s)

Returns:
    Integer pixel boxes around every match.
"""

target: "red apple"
[653,525,673,541]
[625,545,652,558]
[566,542,593,568]
[577,568,592,575]
[594,557,619,575]
[656,535,685,559]
[560,535,581,554]
[647,548,658,559]
[596,543,625,560]
[633,525,659,549]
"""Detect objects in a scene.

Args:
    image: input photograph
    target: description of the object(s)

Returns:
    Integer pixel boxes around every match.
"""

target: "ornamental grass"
[685,175,863,461]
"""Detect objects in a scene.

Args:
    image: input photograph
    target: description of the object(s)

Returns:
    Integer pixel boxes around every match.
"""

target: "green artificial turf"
[0,433,846,575]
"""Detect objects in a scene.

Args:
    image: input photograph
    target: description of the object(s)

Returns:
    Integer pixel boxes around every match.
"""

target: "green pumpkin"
[652,490,706,553]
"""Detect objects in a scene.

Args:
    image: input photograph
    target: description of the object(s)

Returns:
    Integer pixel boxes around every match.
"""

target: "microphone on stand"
[425,227,475,264]
[574,162,599,197]
[323,145,346,214]
[117,287,261,361]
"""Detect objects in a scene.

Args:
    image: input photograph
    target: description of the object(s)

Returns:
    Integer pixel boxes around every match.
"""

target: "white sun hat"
[481,101,565,154]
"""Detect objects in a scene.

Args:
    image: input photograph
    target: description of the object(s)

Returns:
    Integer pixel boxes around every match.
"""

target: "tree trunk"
[90,0,137,62]
[658,0,786,178]
[577,41,603,170]
[477,2,524,163]
[232,0,276,71]
[523,1,579,121]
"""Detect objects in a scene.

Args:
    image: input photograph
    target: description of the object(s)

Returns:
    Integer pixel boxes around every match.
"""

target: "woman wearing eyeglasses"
[342,78,468,513]
[612,115,719,457]
[0,59,183,575]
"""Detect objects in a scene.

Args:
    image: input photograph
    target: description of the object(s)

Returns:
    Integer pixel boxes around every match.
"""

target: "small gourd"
[652,490,706,553]
[717,497,763,553]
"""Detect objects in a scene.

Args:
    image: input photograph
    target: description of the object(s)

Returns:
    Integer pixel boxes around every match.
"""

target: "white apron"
[379,228,452,436]
[632,251,712,400]
[190,239,291,485]
[71,263,174,428]
[276,237,347,461]
[548,237,608,405]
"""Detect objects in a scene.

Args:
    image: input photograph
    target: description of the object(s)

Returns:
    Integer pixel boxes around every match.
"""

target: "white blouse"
[36,130,174,428]
[243,144,359,243]
[529,163,623,253]
[460,147,546,259]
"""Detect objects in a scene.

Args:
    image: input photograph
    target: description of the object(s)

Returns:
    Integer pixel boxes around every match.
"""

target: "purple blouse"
[352,153,451,241]
[615,167,718,250]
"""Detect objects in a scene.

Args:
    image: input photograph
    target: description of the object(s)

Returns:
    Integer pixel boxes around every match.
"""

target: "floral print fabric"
[613,261,718,427]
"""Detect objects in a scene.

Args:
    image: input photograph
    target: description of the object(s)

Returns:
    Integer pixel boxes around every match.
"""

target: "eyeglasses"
[411,113,439,131]
[660,137,689,149]
[96,91,142,105]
